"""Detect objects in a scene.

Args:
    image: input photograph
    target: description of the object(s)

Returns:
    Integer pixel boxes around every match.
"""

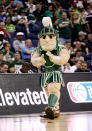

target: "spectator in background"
[6,0,15,9]
[13,32,25,52]
[0,0,7,9]
[33,3,44,21]
[19,0,27,7]
[65,41,73,54]
[0,31,8,51]
[14,3,23,15]
[86,33,92,53]
[71,60,82,73]
[86,8,92,32]
[80,8,90,33]
[15,61,33,73]
[11,8,28,25]
[1,42,14,62]
[27,8,36,23]
[84,6,91,17]
[44,3,54,20]
[87,52,92,71]
[75,61,90,72]
[71,11,83,42]
[0,4,6,22]
[11,9,20,25]
[54,4,63,19]
[69,1,78,17]
[0,52,5,64]
[17,15,30,36]
[77,31,86,42]
[21,39,34,62]
[14,0,23,7]
[0,22,11,38]
[73,41,81,54]
[58,0,71,10]
[18,9,28,23]
[68,54,77,66]
[0,62,8,73]
[77,1,84,9]
[84,5,92,32]
[5,16,15,34]
[76,50,84,61]
[26,0,36,13]
[58,12,72,44]
[76,31,89,55]
[5,7,13,16]
[61,62,72,73]
[85,33,92,69]
[83,0,89,9]
[73,41,88,55]
[62,60,82,73]
[9,52,23,73]
[73,41,88,57]
[89,0,92,12]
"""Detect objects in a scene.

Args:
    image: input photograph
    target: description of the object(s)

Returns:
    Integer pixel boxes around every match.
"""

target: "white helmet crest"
[42,17,53,27]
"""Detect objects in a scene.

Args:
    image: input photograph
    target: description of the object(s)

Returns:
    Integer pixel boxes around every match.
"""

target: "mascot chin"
[31,17,70,119]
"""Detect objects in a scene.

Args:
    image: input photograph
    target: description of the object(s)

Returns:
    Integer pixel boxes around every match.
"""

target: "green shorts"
[41,71,64,87]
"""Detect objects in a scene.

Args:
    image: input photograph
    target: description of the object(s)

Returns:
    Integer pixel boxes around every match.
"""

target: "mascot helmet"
[39,17,58,38]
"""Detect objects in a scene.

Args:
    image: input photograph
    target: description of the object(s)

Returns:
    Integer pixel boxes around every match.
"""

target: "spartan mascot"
[31,17,70,119]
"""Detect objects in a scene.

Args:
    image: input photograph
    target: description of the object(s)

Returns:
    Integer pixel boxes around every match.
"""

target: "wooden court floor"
[0,112,92,131]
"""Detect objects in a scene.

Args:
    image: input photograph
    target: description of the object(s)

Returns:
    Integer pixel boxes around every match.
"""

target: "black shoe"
[45,107,54,120]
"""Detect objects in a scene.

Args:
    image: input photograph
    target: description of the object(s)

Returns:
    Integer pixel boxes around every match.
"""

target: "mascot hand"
[46,51,53,61]
[32,54,46,68]
[40,54,46,65]
[36,54,46,68]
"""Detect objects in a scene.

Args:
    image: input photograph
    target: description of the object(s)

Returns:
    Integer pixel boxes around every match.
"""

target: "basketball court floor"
[0,112,92,131]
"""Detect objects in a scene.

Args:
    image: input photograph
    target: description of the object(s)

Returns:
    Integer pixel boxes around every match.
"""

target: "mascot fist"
[46,51,53,61]
[40,54,46,65]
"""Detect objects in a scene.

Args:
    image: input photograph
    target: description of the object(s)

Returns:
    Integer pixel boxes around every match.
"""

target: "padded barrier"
[0,73,92,115]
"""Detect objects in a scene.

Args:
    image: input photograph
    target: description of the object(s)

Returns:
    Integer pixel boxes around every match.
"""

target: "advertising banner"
[0,73,92,115]
[0,74,47,115]
[61,73,92,112]
[67,82,92,103]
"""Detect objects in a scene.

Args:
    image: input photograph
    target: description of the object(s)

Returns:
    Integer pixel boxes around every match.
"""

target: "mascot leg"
[45,82,61,119]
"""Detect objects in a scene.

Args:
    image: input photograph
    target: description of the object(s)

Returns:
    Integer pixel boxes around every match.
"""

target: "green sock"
[48,94,58,108]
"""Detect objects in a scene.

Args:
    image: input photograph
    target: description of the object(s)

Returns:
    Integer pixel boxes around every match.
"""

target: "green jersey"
[58,19,72,39]
[1,51,14,59]
[9,60,23,70]
[37,44,62,72]
[5,24,15,32]
[36,44,64,87]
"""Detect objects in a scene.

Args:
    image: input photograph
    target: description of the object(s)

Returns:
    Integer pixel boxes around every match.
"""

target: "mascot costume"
[31,17,70,119]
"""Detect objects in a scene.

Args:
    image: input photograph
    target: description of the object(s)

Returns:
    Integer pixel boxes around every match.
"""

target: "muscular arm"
[46,48,70,66]
[31,52,46,68]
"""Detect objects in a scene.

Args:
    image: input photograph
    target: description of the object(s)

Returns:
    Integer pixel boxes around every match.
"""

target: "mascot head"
[39,17,58,51]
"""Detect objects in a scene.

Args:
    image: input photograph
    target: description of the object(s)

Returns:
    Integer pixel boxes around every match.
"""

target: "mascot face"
[40,34,56,51]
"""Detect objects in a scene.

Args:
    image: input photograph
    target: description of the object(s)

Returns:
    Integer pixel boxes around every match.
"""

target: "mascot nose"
[45,35,50,42]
